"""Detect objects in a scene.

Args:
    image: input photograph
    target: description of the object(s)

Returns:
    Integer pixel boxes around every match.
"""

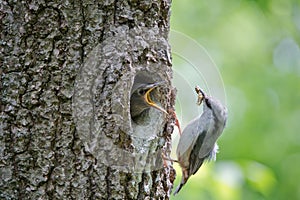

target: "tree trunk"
[1,0,176,199]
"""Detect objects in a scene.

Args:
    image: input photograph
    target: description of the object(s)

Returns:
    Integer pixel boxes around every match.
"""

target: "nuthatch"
[173,86,227,195]
[130,82,168,120]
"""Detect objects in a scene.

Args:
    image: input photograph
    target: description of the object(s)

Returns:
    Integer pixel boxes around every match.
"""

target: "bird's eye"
[206,99,212,109]
[138,89,146,96]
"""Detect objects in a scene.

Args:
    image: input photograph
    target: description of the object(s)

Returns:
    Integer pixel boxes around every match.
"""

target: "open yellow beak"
[144,87,168,114]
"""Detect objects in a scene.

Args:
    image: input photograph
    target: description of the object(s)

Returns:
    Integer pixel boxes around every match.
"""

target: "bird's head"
[130,82,167,120]
[195,86,227,122]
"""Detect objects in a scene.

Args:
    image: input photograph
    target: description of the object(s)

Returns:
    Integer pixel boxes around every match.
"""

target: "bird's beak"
[144,86,168,114]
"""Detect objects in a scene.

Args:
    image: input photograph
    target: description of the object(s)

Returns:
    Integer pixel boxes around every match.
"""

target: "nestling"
[130,82,168,120]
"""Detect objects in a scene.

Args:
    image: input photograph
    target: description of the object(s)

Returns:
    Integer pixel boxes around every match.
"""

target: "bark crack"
[113,0,117,24]
[137,172,146,200]
[79,0,86,64]
[105,166,111,200]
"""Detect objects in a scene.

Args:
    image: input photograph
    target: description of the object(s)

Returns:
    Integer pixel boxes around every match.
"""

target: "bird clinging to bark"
[174,86,227,195]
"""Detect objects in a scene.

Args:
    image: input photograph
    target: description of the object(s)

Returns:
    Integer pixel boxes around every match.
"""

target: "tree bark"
[1,0,176,199]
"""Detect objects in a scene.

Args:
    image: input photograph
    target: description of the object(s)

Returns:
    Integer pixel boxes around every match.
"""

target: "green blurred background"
[170,0,300,199]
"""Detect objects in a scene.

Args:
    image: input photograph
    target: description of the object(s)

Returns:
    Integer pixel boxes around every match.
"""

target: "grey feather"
[174,94,227,195]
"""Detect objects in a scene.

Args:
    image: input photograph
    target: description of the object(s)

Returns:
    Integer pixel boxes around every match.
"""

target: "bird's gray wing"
[176,117,200,159]
[188,130,210,175]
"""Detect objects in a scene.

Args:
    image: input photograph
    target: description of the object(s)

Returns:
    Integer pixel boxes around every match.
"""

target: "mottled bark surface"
[1,0,176,199]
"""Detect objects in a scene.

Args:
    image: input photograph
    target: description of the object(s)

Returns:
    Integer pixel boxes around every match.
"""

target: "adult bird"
[174,86,228,195]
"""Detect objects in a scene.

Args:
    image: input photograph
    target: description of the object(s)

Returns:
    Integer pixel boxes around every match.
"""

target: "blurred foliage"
[170,0,300,199]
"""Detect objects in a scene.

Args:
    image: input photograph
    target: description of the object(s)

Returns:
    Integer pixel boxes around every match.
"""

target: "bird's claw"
[168,109,182,135]
[161,152,178,167]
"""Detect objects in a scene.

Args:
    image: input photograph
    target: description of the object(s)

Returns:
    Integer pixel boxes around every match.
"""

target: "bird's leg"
[174,112,182,135]
[168,109,182,135]
[161,152,179,167]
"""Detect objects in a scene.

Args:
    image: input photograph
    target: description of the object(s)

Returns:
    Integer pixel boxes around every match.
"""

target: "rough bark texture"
[1,0,176,199]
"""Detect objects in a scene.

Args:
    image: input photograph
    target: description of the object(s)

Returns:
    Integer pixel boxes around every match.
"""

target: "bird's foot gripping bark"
[168,109,182,135]
[161,152,178,167]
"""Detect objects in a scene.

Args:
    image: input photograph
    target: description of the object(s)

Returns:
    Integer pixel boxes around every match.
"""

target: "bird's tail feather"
[173,175,188,195]
[173,182,184,195]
